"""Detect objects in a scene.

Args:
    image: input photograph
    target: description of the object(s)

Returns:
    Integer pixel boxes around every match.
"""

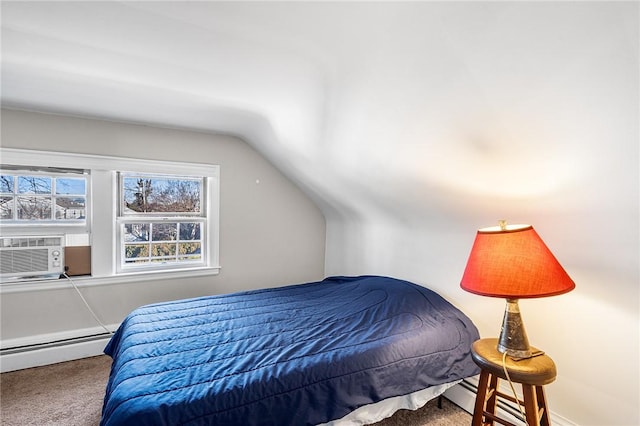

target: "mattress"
[101,275,480,425]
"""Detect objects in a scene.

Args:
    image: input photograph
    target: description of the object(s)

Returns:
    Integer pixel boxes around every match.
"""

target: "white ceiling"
[2,1,637,223]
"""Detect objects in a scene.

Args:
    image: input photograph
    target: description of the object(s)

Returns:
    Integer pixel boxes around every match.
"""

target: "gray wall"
[0,108,326,340]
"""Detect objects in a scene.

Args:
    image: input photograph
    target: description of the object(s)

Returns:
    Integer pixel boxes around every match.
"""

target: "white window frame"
[0,148,220,293]
[116,172,208,273]
[0,167,90,233]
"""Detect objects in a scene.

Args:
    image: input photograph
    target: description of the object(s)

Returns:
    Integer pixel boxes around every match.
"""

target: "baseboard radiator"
[0,325,117,373]
[444,377,576,426]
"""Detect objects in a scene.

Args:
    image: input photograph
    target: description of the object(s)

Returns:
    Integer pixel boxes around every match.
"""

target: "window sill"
[0,266,221,294]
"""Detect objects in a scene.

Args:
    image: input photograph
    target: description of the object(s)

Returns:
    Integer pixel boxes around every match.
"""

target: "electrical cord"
[63,272,114,335]
[502,351,529,426]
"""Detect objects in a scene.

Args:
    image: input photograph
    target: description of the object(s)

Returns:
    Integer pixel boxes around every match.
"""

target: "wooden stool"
[471,338,557,426]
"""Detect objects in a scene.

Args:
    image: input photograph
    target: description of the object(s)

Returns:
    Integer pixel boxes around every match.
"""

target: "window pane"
[178,242,201,257]
[124,244,149,260]
[0,197,14,219]
[123,176,201,213]
[0,170,88,226]
[0,176,14,193]
[56,178,86,195]
[120,219,205,270]
[151,243,176,257]
[17,196,52,220]
[123,178,151,213]
[152,223,177,241]
[18,176,52,194]
[124,223,150,242]
[55,197,86,220]
[179,223,201,240]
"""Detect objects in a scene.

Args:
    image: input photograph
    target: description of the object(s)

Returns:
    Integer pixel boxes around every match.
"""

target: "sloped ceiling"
[1,1,637,227]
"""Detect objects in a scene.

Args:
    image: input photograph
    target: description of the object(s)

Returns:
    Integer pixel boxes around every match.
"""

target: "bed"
[100,275,480,425]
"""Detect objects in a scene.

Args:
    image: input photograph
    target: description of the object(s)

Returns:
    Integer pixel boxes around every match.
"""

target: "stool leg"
[485,374,499,425]
[536,385,552,426]
[472,370,491,426]
[522,384,541,426]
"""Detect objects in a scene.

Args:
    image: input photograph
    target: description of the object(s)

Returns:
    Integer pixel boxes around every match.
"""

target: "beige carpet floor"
[0,355,471,425]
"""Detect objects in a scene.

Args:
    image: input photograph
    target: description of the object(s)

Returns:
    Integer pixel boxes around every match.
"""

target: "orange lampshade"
[460,224,575,298]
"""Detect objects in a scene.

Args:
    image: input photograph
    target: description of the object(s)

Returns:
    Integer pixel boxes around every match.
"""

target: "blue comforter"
[101,275,479,425]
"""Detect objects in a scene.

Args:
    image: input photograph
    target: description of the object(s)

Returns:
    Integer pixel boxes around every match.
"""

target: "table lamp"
[460,220,575,359]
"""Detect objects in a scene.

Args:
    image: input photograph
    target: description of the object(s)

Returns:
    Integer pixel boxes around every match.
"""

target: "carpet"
[0,355,471,425]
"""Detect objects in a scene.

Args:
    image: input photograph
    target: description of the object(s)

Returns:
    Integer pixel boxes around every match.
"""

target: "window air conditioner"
[0,236,64,282]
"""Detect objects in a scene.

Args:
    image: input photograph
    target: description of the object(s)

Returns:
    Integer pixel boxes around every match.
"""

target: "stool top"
[471,338,557,386]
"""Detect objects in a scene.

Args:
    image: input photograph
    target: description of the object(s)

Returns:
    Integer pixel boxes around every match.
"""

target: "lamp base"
[497,299,533,359]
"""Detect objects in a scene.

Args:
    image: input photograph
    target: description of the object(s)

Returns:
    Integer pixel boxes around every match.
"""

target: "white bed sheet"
[321,380,461,425]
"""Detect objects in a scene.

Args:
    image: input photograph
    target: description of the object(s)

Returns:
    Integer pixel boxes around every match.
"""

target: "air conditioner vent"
[0,236,64,282]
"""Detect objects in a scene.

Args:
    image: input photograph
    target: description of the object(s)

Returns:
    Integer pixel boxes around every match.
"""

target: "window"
[0,169,88,225]
[1,148,220,290]
[117,173,207,272]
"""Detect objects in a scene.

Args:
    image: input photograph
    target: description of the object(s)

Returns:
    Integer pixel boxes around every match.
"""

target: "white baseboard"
[0,324,119,373]
[444,376,577,426]
[0,337,111,373]
[443,378,477,413]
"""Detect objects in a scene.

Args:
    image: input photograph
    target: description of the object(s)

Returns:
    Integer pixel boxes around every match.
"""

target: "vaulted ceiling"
[2,2,636,228]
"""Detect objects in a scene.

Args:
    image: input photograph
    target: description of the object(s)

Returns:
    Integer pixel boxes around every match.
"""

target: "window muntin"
[0,170,88,224]
[122,221,203,266]
[118,173,207,272]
